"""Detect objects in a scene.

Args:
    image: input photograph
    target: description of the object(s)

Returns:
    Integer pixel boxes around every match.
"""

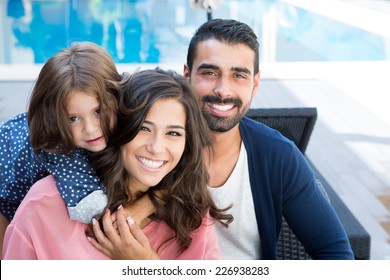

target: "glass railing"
[1,0,389,64]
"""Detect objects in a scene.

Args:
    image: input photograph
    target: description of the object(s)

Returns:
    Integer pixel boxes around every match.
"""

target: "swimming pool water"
[1,0,389,64]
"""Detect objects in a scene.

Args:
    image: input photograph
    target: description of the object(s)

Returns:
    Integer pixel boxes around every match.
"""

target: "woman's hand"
[88,205,159,260]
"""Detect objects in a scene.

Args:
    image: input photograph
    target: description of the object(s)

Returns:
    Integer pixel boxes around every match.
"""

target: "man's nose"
[213,76,232,99]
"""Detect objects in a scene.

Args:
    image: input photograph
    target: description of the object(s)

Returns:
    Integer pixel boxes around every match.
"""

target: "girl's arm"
[122,193,156,226]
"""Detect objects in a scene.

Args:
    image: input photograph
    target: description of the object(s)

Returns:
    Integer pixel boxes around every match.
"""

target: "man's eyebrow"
[231,67,252,75]
[197,63,252,75]
[197,63,219,70]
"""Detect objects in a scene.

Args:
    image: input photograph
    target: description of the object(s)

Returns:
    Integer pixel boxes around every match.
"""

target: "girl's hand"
[122,194,157,227]
[89,205,159,260]
[109,194,156,230]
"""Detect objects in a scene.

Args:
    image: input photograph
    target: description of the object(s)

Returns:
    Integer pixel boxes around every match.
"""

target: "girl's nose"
[83,117,99,133]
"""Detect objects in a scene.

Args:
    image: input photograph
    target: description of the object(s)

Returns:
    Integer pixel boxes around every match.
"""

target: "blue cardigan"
[239,116,353,259]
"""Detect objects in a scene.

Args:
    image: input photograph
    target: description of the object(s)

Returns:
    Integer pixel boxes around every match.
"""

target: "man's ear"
[183,64,190,80]
[252,71,260,98]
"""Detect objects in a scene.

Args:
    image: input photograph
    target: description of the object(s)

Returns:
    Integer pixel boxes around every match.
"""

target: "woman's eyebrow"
[144,120,185,130]
[167,125,185,130]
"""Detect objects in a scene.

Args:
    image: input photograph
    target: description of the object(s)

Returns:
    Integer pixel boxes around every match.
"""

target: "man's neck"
[205,125,242,188]
[211,125,241,154]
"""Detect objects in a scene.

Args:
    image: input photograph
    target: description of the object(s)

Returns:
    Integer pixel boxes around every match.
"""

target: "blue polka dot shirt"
[0,113,107,223]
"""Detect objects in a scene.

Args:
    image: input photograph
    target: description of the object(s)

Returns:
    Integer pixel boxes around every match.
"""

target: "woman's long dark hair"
[91,68,232,253]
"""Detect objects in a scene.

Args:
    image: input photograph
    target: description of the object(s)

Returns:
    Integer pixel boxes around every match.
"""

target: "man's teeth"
[210,103,234,111]
[138,157,164,168]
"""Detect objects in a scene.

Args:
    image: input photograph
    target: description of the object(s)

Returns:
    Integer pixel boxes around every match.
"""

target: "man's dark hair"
[187,18,260,74]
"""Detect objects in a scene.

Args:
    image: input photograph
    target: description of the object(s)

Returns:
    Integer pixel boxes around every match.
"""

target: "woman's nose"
[146,134,164,154]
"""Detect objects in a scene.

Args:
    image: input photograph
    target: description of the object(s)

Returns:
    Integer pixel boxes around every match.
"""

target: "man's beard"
[201,95,249,132]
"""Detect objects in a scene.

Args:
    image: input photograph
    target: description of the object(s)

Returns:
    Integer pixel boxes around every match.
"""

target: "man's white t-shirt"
[208,142,261,259]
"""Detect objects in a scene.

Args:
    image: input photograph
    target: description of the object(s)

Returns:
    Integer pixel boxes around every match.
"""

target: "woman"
[2,68,232,259]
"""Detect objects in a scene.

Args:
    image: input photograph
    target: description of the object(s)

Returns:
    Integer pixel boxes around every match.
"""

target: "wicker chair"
[246,107,371,259]
[246,107,317,155]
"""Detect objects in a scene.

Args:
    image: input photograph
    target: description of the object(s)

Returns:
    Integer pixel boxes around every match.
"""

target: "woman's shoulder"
[17,175,61,209]
[9,175,66,233]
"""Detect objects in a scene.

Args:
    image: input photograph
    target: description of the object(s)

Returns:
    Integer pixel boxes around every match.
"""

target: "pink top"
[2,175,221,260]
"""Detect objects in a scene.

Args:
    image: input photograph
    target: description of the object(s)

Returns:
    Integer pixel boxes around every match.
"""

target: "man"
[182,18,353,259]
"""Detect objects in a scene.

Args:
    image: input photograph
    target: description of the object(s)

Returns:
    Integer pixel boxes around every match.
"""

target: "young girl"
[2,68,232,259]
[0,42,124,255]
[26,41,121,223]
